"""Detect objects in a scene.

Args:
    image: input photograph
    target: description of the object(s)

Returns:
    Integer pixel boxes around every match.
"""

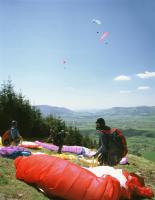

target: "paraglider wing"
[14,155,121,200]
[14,155,154,200]
[91,19,102,25]
[100,32,109,42]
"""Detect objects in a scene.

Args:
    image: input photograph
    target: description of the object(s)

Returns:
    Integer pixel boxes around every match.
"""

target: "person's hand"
[87,151,97,158]
[93,153,98,158]
[89,152,98,158]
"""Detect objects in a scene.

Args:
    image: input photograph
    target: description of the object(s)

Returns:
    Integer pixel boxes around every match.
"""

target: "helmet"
[11,120,17,127]
[96,118,105,127]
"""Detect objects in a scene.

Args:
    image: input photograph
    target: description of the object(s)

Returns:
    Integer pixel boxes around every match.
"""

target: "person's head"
[11,120,17,127]
[96,118,105,130]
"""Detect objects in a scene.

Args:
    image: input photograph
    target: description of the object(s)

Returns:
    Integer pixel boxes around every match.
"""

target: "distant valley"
[35,105,155,118]
[35,105,155,131]
[35,105,155,161]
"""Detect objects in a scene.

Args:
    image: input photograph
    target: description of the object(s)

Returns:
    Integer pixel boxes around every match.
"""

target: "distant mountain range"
[35,105,74,116]
[35,105,155,118]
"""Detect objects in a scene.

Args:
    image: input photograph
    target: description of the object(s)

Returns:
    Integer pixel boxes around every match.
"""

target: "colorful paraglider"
[14,155,121,200]
[100,31,109,42]
[14,154,154,200]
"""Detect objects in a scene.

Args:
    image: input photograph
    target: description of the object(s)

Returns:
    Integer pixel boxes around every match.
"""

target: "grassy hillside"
[0,153,154,200]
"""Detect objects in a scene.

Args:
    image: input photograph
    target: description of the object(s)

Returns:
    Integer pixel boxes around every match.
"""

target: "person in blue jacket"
[9,120,22,145]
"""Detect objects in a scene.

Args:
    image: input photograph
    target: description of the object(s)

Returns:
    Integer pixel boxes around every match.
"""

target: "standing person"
[56,130,65,154]
[93,118,128,166]
[94,118,111,165]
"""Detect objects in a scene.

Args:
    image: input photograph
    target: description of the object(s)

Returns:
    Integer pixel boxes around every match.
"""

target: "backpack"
[2,129,22,146]
[99,128,128,166]
[2,130,11,146]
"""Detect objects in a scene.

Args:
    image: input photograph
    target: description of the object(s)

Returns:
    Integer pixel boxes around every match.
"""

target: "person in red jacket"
[93,118,128,166]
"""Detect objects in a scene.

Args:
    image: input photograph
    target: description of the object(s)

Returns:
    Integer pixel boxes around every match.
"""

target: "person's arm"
[93,146,103,157]
[93,134,108,157]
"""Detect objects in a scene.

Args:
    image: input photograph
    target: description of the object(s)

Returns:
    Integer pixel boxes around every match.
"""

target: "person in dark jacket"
[56,130,65,154]
[93,118,128,166]
[94,118,111,165]
[9,120,22,145]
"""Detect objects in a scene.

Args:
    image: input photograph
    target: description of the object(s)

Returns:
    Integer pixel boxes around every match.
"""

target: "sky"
[0,0,155,110]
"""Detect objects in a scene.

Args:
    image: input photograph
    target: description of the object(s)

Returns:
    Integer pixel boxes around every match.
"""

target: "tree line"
[0,80,96,148]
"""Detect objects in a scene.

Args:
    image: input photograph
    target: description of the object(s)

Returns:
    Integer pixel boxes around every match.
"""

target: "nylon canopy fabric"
[0,146,31,158]
[14,154,154,200]
[14,154,121,200]
[35,141,95,156]
[19,141,41,149]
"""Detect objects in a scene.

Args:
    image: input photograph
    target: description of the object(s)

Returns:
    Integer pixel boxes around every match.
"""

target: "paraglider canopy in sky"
[61,59,67,70]
[91,19,102,25]
[62,60,66,64]
[100,32,109,42]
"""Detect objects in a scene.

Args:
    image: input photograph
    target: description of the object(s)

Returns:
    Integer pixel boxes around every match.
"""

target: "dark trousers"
[57,144,63,154]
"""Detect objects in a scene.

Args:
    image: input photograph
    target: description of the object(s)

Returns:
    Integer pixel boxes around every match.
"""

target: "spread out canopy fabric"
[14,154,121,200]
[0,146,31,159]
[14,155,154,200]
[19,141,41,149]
[35,141,95,156]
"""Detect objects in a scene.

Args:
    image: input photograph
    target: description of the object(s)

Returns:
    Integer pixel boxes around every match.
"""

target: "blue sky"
[0,0,155,110]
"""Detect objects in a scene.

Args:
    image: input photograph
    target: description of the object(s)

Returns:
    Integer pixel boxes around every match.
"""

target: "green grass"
[143,151,155,162]
[126,136,155,160]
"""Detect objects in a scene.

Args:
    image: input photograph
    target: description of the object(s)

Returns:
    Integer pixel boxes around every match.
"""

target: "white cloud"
[114,75,131,81]
[120,90,131,93]
[136,71,155,79]
[137,86,150,90]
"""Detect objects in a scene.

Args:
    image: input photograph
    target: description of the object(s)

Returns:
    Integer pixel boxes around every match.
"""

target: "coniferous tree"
[0,80,46,138]
[0,79,95,147]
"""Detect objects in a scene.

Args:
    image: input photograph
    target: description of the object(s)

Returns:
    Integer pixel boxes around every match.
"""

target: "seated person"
[2,120,22,146]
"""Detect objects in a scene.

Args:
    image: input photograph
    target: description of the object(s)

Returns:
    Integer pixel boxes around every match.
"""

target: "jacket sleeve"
[94,146,103,156]
[94,133,109,157]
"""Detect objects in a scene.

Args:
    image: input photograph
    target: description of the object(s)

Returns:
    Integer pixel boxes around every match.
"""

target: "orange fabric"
[14,155,121,200]
[19,143,41,149]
